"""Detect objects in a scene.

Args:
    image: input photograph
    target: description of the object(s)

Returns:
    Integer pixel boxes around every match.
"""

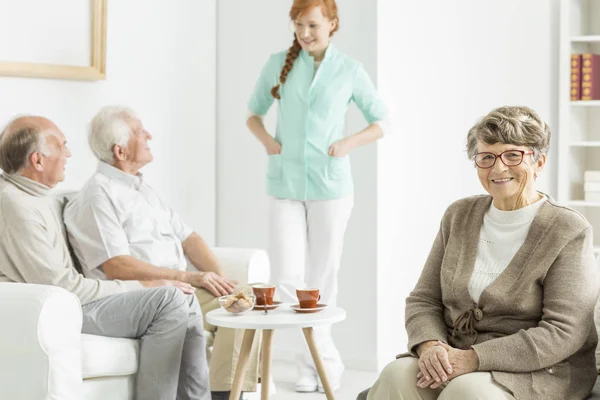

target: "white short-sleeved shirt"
[64,162,193,279]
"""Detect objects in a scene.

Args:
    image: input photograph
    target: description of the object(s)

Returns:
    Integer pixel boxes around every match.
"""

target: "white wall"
[217,0,380,369]
[0,0,217,242]
[376,0,560,369]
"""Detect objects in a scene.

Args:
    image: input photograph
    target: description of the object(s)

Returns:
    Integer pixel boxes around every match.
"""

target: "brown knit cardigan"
[403,195,598,400]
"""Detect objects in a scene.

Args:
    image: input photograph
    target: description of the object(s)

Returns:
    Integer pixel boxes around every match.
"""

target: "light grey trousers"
[81,286,210,400]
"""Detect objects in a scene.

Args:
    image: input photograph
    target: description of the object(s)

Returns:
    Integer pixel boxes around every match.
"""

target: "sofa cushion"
[81,334,139,379]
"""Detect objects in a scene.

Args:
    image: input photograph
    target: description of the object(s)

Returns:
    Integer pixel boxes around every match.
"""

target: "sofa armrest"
[187,247,270,285]
[0,282,83,400]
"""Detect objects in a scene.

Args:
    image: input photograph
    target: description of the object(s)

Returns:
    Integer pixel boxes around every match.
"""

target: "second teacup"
[252,284,276,306]
[296,288,320,309]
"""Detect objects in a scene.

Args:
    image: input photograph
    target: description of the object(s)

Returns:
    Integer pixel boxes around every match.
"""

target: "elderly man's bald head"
[1,115,56,136]
[0,116,59,174]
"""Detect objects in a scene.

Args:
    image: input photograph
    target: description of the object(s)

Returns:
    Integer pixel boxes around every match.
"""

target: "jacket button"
[473,308,483,321]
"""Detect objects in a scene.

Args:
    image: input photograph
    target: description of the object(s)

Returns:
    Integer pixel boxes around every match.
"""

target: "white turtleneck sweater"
[0,174,142,305]
[468,196,547,303]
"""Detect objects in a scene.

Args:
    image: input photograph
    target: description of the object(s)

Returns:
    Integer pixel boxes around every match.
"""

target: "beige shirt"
[404,195,598,400]
[64,162,192,279]
[0,174,142,305]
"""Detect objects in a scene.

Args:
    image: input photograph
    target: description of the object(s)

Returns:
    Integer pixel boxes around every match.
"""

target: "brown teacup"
[252,284,276,306]
[296,288,321,309]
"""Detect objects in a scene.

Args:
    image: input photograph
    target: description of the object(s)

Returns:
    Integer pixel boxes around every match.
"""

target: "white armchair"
[0,247,270,400]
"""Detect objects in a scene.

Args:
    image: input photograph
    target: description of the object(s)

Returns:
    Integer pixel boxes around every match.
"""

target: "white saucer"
[290,303,327,314]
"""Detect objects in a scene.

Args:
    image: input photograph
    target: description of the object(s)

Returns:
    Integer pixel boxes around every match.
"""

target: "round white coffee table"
[206,303,346,400]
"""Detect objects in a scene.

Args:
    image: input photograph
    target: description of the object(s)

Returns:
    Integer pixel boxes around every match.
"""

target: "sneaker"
[317,382,341,393]
[295,374,318,392]
[317,364,344,393]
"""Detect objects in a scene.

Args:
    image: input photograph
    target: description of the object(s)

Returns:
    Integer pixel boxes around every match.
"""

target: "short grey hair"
[89,106,137,164]
[466,106,551,161]
[0,116,51,174]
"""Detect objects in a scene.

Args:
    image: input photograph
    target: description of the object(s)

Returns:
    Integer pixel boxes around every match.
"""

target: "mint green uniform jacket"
[248,44,387,201]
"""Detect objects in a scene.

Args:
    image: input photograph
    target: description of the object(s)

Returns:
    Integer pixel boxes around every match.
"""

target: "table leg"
[230,329,256,400]
[302,327,335,400]
[260,329,274,400]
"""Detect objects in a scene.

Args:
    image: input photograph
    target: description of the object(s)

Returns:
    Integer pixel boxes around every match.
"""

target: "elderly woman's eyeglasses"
[474,150,534,169]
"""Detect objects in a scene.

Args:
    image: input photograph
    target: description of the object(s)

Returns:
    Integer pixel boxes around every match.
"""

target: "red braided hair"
[271,0,339,99]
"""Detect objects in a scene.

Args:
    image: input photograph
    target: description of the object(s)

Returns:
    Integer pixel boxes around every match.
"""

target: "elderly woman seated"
[365,106,598,400]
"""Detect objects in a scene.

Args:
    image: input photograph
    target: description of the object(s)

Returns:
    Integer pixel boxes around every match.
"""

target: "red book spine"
[582,54,600,100]
[571,54,582,101]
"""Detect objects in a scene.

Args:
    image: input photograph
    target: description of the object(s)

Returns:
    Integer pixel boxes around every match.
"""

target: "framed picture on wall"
[0,0,106,81]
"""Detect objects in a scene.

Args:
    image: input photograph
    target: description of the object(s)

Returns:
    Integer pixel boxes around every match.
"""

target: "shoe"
[211,391,243,400]
[295,374,318,392]
[317,364,344,393]
[317,382,341,393]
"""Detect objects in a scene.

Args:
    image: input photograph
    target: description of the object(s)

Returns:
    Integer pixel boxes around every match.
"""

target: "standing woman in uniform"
[246,0,388,393]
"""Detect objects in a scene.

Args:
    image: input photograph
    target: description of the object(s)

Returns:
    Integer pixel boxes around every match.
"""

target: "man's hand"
[140,280,195,294]
[416,341,479,389]
[186,271,237,297]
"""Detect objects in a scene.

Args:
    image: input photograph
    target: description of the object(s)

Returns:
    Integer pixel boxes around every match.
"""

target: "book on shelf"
[584,170,600,182]
[584,182,600,192]
[583,171,600,202]
[585,191,600,202]
[582,53,600,101]
[571,54,582,100]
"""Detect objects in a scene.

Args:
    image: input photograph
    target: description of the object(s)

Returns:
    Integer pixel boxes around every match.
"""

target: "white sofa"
[0,247,270,400]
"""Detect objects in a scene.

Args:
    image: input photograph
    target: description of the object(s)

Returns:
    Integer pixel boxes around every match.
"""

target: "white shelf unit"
[568,200,600,207]
[569,141,600,146]
[571,100,600,106]
[559,0,600,251]
[572,35,600,42]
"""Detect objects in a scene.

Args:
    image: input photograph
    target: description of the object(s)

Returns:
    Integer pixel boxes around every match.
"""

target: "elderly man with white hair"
[64,106,261,400]
[0,115,211,400]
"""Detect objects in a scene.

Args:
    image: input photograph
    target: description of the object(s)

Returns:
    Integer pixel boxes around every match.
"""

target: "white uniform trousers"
[268,196,353,379]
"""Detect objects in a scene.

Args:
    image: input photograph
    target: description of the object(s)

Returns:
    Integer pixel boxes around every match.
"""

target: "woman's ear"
[536,153,547,172]
[330,18,338,34]
[533,153,546,180]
